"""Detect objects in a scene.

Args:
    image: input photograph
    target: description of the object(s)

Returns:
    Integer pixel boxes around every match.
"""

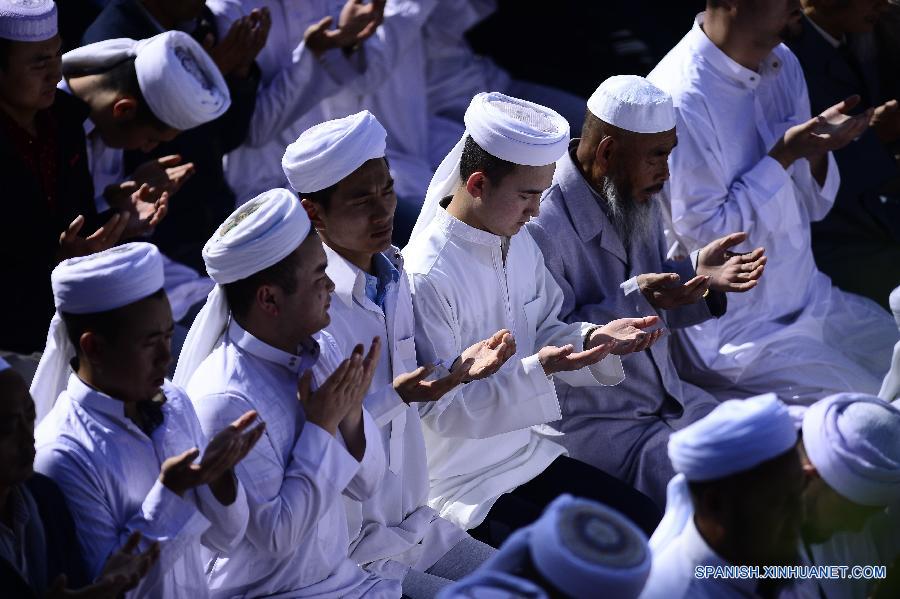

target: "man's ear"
[301,198,325,232]
[594,135,616,174]
[79,331,103,367]
[254,283,281,318]
[110,96,138,122]
[465,171,487,200]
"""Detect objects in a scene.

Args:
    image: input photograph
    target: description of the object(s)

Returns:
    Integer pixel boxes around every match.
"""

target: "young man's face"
[0,34,62,117]
[310,158,396,256]
[89,294,175,403]
[0,370,36,486]
[475,163,556,237]
[283,234,335,339]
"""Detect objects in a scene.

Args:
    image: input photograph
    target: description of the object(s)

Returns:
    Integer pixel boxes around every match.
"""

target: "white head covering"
[0,356,10,372]
[587,75,676,134]
[650,394,798,553]
[408,91,570,242]
[439,494,650,599]
[878,286,900,401]
[30,243,164,423]
[0,0,56,41]
[282,110,387,194]
[173,189,311,386]
[802,393,900,507]
[61,30,230,131]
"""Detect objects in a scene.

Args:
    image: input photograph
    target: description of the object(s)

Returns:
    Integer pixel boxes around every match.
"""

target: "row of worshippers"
[3,1,900,598]
[0,0,590,378]
[2,0,899,378]
[11,84,898,599]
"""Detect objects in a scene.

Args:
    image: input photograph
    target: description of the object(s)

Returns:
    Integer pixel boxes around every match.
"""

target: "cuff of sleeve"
[522,353,562,422]
[292,421,360,493]
[143,479,209,537]
[358,408,387,474]
[818,152,840,199]
[317,45,363,84]
[757,155,793,198]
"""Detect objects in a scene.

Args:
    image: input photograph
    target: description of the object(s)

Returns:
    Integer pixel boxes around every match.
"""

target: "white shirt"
[323,244,466,580]
[186,319,398,598]
[34,375,249,599]
[404,206,624,530]
[647,14,896,403]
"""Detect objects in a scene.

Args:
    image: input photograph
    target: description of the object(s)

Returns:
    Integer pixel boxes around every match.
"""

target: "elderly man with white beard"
[526,75,767,507]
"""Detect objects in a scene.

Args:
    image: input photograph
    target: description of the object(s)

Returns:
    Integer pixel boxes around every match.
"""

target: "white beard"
[599,175,656,250]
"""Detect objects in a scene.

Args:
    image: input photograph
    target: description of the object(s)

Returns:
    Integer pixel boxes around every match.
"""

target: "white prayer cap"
[62,31,230,131]
[587,75,676,134]
[408,91,570,242]
[31,243,164,424]
[282,110,387,194]
[802,393,900,507]
[650,394,798,554]
[0,0,56,42]
[440,495,650,599]
[669,393,797,482]
[174,189,311,386]
[0,356,10,372]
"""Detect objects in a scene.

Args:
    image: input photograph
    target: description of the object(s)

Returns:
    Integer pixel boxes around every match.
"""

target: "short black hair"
[301,182,338,211]
[223,247,302,319]
[61,288,167,351]
[459,135,517,184]
[96,58,169,130]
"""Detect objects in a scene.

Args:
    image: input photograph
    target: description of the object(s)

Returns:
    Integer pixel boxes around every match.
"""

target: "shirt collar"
[803,13,843,48]
[365,252,401,307]
[227,318,320,375]
[434,197,506,248]
[326,244,402,310]
[65,373,149,436]
[689,12,783,91]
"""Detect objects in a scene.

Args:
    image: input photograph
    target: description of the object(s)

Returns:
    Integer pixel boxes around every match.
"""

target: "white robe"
[647,14,897,404]
[34,376,249,599]
[322,245,466,581]
[211,0,438,205]
[186,321,397,598]
[404,205,624,530]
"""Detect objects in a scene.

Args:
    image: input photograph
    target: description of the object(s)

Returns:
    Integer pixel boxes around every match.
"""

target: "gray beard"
[599,176,655,251]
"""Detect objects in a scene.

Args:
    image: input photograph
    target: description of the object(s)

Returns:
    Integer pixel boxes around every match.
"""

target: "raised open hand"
[637,272,709,310]
[304,0,386,56]
[697,232,766,293]
[588,316,662,355]
[58,212,128,260]
[538,340,616,376]
[46,532,159,598]
[770,95,872,168]
[457,329,517,381]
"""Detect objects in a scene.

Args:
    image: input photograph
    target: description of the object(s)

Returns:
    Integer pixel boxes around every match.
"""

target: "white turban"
[408,91,570,242]
[802,393,900,507]
[439,495,650,599]
[587,75,675,134]
[62,30,230,131]
[282,110,387,194]
[0,0,56,42]
[30,243,164,423]
[650,394,798,554]
[173,189,311,386]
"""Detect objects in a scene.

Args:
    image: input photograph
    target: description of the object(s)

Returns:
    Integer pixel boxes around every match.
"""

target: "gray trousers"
[401,535,495,599]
